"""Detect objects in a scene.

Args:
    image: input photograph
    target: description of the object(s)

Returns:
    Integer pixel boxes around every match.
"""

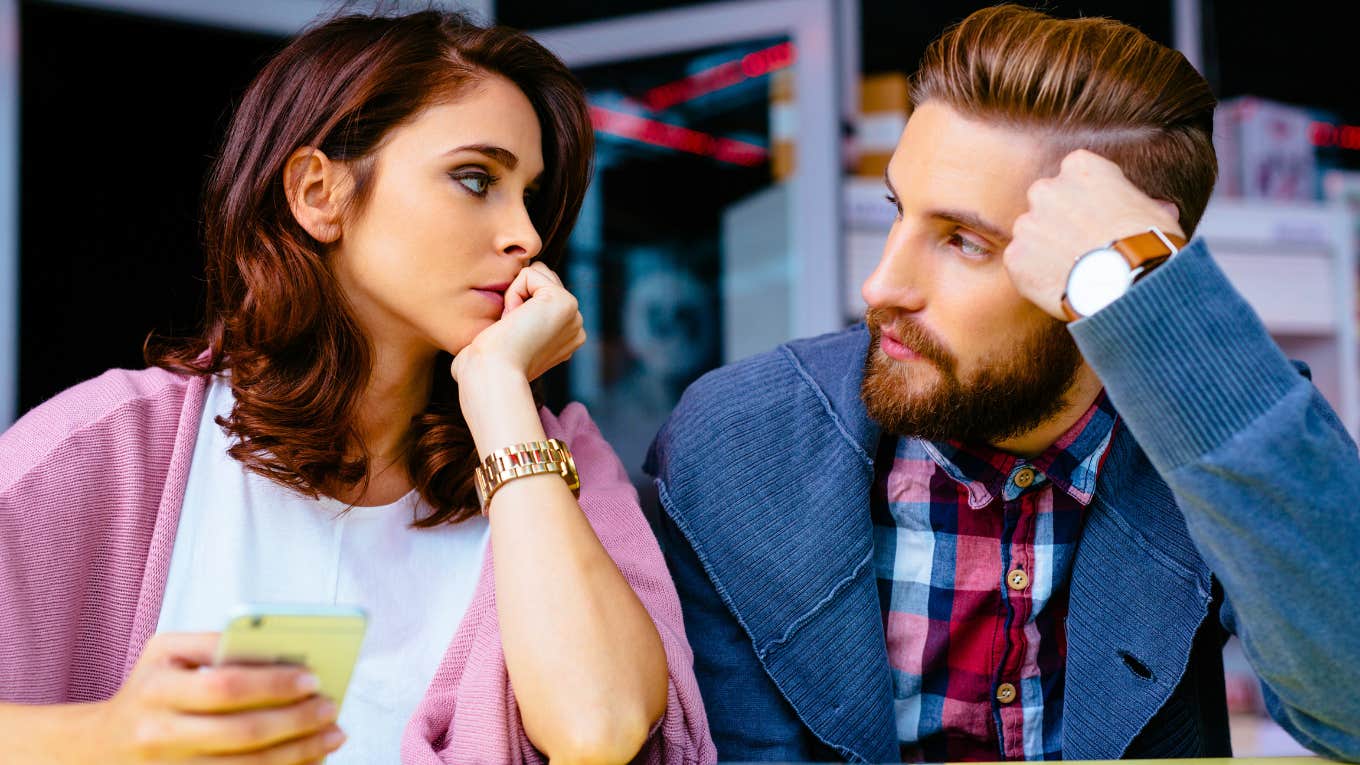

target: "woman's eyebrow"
[444,144,519,170]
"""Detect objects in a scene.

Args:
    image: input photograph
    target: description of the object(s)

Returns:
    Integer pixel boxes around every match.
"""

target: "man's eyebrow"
[927,208,1010,243]
[445,143,519,170]
[883,168,1009,241]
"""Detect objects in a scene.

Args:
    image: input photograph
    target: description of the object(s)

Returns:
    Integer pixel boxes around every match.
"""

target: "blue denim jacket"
[646,240,1360,763]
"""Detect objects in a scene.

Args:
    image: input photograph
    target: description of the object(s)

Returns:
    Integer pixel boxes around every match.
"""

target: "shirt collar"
[920,391,1119,509]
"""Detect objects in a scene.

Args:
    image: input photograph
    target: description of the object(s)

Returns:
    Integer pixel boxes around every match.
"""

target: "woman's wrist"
[455,354,547,459]
[2,701,102,764]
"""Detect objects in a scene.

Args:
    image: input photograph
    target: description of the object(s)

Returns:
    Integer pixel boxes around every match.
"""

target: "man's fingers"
[157,664,319,714]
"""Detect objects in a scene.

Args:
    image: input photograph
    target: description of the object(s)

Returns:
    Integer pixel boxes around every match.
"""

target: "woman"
[0,10,713,764]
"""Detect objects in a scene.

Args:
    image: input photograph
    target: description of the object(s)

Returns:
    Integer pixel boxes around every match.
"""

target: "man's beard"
[860,307,1084,444]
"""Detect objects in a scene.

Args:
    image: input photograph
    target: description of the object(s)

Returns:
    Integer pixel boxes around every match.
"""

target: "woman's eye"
[949,233,990,257]
[452,171,492,196]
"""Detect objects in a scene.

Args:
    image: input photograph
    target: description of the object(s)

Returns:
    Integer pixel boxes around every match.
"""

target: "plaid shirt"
[870,393,1119,761]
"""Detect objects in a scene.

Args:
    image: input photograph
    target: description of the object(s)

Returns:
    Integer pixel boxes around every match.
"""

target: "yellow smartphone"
[214,604,368,709]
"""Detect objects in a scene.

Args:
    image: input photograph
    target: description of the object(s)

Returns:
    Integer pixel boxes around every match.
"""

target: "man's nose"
[862,231,927,312]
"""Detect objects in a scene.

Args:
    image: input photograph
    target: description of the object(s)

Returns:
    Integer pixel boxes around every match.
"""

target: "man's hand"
[1004,149,1185,320]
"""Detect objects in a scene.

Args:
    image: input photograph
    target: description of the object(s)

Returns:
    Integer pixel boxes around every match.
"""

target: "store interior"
[3,1,1356,757]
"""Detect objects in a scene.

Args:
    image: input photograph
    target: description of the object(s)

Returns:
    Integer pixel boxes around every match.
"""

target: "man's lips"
[879,326,922,361]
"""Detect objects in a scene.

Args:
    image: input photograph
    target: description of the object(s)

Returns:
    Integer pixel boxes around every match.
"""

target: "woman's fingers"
[144,632,221,670]
[181,725,346,765]
[502,263,561,315]
[163,695,339,754]
[502,266,535,315]
[460,261,585,382]
[156,664,319,714]
[526,325,587,381]
[529,261,564,287]
[109,632,347,763]
[520,265,563,299]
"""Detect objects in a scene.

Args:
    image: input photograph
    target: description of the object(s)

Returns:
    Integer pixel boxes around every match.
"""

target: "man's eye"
[884,193,902,219]
[950,233,989,257]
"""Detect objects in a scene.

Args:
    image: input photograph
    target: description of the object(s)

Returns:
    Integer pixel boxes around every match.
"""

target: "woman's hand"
[83,633,345,763]
[450,262,585,386]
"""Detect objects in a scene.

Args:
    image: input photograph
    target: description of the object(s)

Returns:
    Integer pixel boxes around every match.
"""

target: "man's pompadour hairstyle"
[910,4,1217,235]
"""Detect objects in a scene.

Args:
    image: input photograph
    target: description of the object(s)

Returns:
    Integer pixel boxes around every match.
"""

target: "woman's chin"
[433,321,493,357]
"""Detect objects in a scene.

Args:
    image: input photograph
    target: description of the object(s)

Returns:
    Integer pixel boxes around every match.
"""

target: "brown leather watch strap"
[1112,229,1187,270]
[1061,228,1187,322]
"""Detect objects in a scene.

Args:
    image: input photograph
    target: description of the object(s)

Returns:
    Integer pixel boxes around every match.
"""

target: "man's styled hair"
[910,4,1217,235]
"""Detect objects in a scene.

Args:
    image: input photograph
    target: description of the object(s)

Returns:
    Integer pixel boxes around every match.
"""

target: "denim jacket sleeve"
[1069,239,1360,762]
[650,496,827,762]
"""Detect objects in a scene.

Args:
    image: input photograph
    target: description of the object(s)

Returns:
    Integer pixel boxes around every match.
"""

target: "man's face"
[860,101,1084,444]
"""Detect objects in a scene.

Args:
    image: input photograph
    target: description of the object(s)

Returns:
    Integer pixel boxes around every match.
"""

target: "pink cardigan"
[0,367,715,764]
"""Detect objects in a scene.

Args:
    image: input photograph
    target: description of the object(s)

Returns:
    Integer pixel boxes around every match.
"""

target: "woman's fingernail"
[325,728,347,749]
[296,673,320,693]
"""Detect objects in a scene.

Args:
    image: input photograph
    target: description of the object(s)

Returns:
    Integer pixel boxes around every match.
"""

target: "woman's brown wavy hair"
[148,10,593,526]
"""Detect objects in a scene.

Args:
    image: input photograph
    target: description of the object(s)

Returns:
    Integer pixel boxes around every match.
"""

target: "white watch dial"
[1066,248,1134,317]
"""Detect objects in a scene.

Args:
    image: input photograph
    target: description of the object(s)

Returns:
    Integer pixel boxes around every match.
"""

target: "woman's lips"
[879,327,922,361]
[472,286,507,312]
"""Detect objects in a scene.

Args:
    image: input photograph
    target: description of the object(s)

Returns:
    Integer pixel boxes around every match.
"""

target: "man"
[646,5,1360,762]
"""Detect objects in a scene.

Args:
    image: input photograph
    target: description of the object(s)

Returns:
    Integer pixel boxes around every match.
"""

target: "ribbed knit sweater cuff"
[1069,238,1303,471]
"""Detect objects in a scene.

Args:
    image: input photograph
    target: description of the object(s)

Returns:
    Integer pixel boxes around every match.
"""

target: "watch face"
[1065,247,1133,317]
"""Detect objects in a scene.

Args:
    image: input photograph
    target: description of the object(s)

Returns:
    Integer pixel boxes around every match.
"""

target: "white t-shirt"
[156,375,489,763]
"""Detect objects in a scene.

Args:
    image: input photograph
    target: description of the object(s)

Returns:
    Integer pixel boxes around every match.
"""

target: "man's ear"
[282,146,352,244]
[1154,198,1180,227]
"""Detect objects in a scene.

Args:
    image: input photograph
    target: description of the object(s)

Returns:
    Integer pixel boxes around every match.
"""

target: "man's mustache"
[865,308,955,372]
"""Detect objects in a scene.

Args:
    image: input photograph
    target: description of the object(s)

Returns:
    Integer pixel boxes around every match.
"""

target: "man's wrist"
[1061,226,1186,322]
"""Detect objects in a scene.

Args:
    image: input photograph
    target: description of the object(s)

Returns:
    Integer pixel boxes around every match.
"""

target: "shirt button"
[1007,569,1030,591]
[996,683,1018,704]
[1013,467,1036,488]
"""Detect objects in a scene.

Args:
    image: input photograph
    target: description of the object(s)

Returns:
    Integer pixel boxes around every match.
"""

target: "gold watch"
[474,438,581,513]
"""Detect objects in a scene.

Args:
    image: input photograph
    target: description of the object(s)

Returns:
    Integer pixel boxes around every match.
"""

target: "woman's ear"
[283,147,352,244]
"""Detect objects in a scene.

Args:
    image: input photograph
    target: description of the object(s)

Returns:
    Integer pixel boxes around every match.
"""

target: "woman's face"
[330,74,545,360]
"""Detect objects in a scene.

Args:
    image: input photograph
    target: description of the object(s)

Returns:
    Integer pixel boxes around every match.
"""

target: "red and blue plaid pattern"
[870,392,1119,761]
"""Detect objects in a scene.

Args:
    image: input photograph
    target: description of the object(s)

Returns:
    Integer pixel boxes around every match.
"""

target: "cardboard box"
[770,69,796,180]
[855,72,908,178]
[1215,96,1320,201]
